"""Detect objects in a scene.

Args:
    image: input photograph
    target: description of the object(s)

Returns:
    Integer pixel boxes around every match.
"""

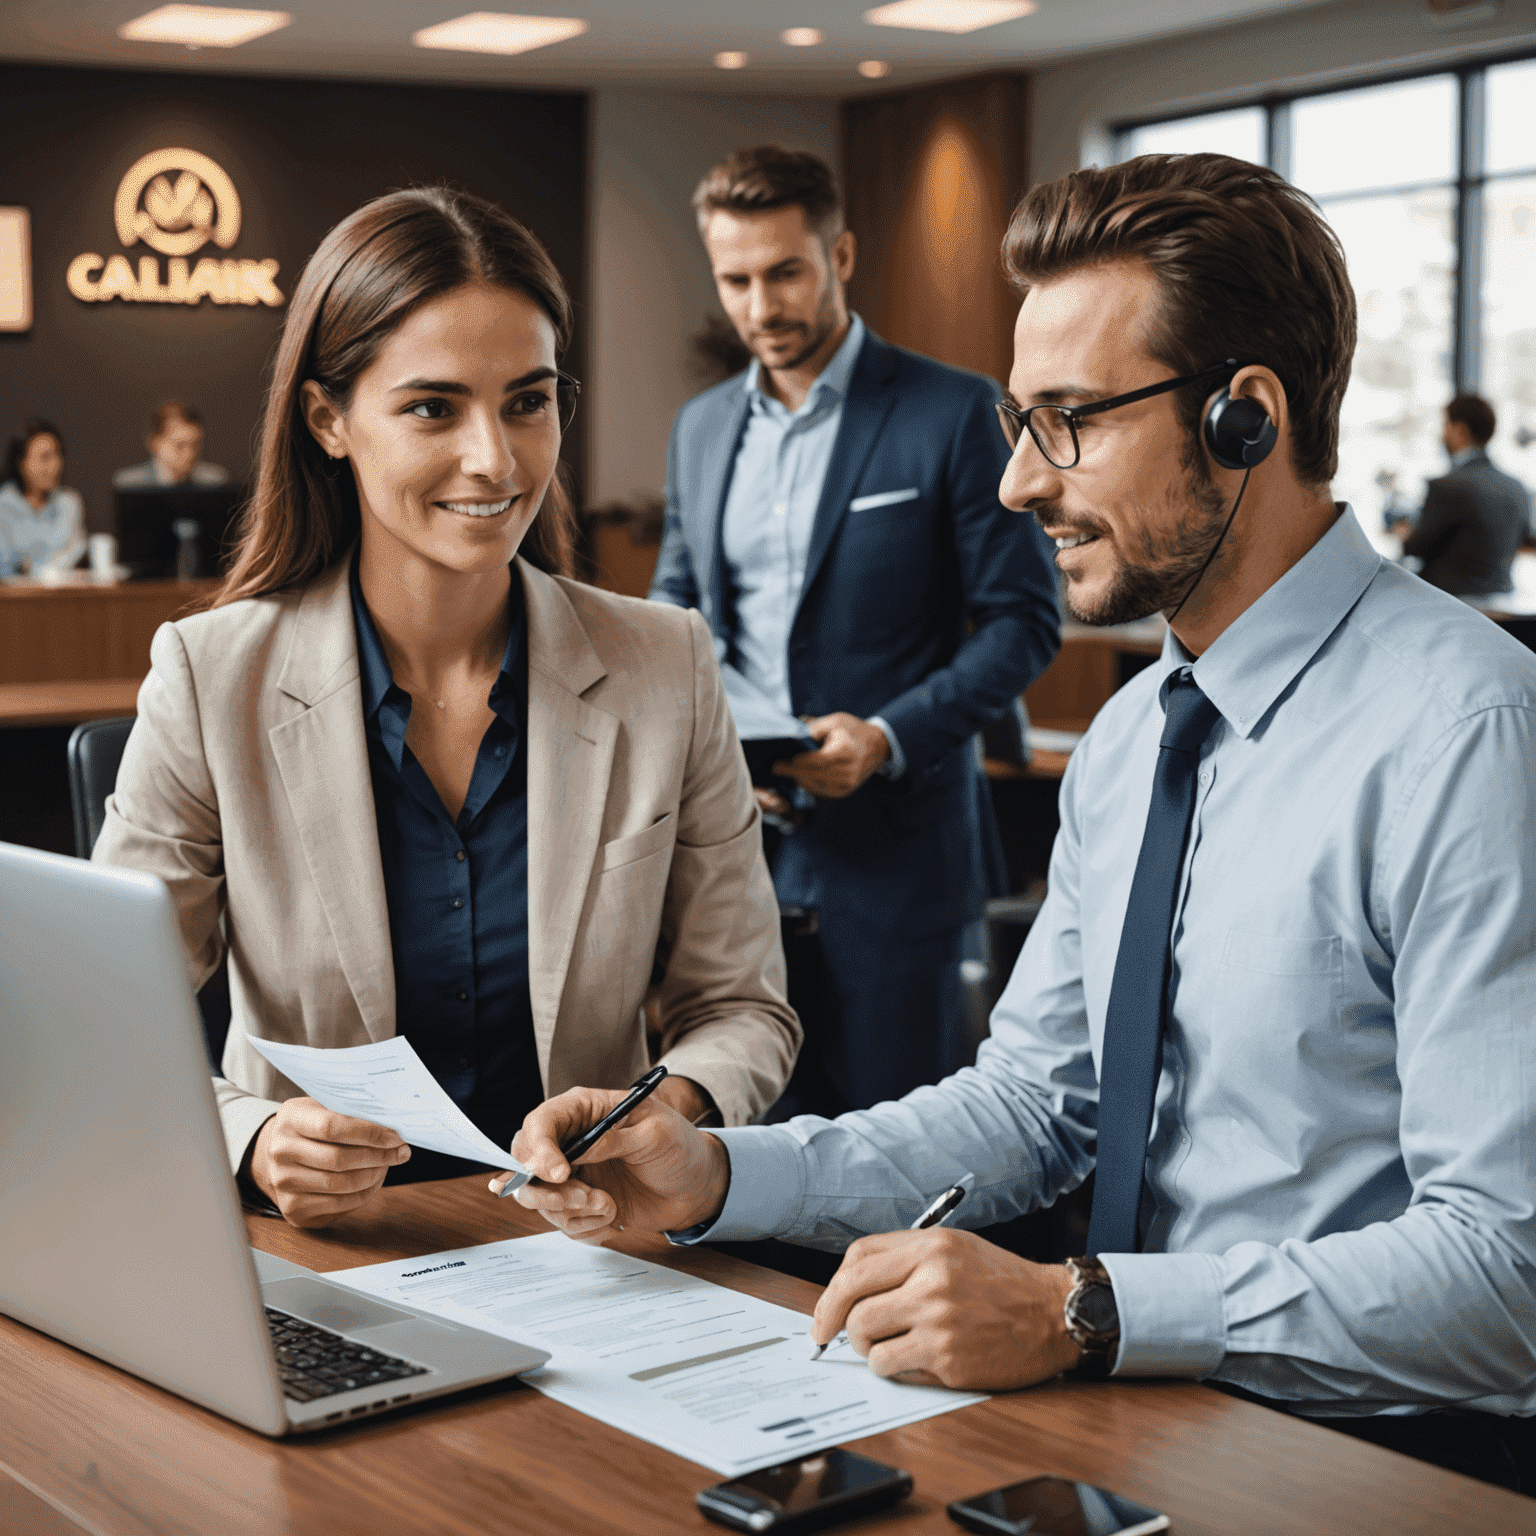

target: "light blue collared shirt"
[688,508,1536,1418]
[0,481,85,576]
[720,313,905,780]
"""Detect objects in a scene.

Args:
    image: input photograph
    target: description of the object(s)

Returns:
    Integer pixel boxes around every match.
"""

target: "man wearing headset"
[504,155,1536,1492]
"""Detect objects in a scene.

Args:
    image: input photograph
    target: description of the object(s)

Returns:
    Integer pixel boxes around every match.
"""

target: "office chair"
[66,716,231,1069]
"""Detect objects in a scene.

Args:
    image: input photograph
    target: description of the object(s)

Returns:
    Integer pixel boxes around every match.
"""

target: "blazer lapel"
[520,560,618,1082]
[692,381,750,637]
[267,560,396,1042]
[795,335,900,621]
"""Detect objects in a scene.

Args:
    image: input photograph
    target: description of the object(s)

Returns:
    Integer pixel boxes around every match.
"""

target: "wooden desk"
[2,1179,1529,1535]
[0,577,220,685]
[0,678,142,727]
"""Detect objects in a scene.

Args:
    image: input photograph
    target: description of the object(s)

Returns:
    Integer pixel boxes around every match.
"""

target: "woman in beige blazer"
[94,187,798,1227]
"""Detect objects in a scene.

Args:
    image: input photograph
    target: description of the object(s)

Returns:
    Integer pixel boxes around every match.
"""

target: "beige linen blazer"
[94,556,799,1168]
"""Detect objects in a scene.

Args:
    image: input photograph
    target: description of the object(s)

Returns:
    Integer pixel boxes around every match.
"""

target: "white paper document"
[335,1232,985,1473]
[247,1035,529,1176]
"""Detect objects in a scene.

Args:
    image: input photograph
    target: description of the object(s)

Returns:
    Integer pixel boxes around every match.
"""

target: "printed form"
[335,1232,985,1473]
[247,1035,529,1176]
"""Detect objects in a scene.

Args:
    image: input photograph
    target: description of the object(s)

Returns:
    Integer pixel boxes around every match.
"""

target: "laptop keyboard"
[265,1306,429,1403]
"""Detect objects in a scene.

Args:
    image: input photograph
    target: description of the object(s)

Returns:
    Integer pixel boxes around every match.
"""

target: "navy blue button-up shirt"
[350,559,541,1184]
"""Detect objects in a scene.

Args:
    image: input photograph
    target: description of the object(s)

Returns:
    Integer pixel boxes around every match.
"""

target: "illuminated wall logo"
[67,148,283,308]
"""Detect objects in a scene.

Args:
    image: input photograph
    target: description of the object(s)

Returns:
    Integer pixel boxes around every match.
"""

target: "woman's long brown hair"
[213,186,576,608]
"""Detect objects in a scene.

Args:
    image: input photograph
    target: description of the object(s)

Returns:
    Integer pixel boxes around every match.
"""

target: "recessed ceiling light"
[863,0,1037,33]
[781,27,824,45]
[412,12,588,55]
[117,4,291,48]
[858,59,891,78]
[714,50,750,69]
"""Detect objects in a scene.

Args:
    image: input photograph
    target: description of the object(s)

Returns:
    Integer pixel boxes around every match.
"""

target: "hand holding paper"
[248,1035,531,1177]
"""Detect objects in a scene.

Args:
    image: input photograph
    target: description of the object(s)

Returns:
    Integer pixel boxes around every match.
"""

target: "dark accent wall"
[842,72,1027,388]
[0,64,587,534]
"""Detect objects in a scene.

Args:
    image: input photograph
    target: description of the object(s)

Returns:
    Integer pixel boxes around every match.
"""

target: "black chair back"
[67,715,136,860]
[65,715,231,1068]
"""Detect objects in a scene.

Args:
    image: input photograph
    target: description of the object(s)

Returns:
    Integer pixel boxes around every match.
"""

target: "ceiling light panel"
[117,4,291,47]
[858,59,891,78]
[713,50,749,69]
[781,27,823,45]
[863,0,1037,33]
[412,12,588,55]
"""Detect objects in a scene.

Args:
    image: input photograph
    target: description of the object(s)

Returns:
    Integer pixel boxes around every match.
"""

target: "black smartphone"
[697,1449,914,1534]
[947,1475,1170,1536]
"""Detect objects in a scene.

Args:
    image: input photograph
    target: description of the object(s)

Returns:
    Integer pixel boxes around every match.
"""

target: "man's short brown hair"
[1002,153,1356,488]
[692,145,845,249]
[149,400,203,437]
[1446,392,1495,446]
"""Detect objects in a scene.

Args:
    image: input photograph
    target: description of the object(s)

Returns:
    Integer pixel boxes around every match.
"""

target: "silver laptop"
[0,840,548,1435]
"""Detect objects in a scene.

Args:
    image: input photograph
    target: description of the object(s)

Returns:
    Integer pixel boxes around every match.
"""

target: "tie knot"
[1160,672,1222,756]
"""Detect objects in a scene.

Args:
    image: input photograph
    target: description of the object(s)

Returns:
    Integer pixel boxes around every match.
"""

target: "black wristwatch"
[1063,1256,1120,1378]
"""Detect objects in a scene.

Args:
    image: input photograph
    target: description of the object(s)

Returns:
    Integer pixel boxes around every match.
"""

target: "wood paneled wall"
[841,73,1028,386]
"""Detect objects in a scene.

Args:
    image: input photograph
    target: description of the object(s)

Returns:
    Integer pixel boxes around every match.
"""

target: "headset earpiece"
[1203,388,1278,472]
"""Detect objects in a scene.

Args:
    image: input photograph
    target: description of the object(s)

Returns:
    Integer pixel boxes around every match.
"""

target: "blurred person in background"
[1397,393,1530,596]
[113,401,230,490]
[0,418,86,576]
[651,146,1059,1121]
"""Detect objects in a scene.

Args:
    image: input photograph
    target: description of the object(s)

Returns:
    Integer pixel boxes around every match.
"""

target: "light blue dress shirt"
[689,508,1536,1419]
[0,481,86,575]
[720,313,905,780]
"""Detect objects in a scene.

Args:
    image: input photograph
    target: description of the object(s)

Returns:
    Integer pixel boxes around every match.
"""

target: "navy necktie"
[1086,670,1222,1257]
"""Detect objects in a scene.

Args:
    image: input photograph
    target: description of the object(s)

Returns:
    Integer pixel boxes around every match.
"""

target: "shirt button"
[457,1055,470,1069]
[774,502,787,517]
[451,898,463,910]
[1199,772,1211,785]
[494,746,505,757]
[454,849,466,862]
[457,989,468,1002]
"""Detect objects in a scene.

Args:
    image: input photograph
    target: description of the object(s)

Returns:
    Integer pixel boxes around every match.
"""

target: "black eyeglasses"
[555,372,581,433]
[995,361,1239,469]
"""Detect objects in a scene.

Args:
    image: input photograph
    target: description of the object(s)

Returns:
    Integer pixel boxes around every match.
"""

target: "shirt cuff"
[870,716,906,779]
[1097,1250,1227,1377]
[665,1126,806,1246]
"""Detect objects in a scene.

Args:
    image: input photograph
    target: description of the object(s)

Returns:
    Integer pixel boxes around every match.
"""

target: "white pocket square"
[849,487,919,512]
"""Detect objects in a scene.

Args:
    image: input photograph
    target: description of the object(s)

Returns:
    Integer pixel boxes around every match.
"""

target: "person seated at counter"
[112,401,230,490]
[0,418,86,577]
[93,185,798,1228]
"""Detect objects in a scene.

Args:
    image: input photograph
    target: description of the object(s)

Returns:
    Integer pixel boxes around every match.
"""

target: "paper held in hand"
[247,1034,530,1176]
[334,1232,987,1474]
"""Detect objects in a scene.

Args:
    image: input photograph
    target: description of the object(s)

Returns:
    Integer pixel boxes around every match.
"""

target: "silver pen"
[810,1183,969,1361]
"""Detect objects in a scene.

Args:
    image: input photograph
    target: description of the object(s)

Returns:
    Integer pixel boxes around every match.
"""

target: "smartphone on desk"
[947,1475,1169,1536]
[697,1449,913,1534]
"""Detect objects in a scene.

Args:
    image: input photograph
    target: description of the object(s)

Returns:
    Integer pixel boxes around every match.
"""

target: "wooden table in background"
[1,1178,1529,1536]
[0,678,143,727]
[0,577,220,686]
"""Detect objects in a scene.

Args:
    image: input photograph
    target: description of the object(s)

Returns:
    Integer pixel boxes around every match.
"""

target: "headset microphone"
[1166,372,1277,622]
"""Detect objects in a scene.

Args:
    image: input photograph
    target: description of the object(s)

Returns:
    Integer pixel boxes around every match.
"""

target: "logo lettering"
[68,148,283,308]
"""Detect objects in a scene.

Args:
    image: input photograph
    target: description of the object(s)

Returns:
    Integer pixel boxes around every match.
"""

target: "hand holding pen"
[496,1065,669,1197]
[811,1183,969,1360]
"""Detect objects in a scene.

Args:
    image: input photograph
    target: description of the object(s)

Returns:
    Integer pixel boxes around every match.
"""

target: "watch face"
[1075,1284,1118,1334]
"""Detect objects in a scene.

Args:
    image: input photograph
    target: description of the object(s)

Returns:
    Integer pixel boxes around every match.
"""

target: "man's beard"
[748,287,840,373]
[1051,444,1232,627]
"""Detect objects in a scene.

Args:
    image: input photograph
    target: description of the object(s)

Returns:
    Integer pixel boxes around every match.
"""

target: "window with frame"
[1114,56,1536,546]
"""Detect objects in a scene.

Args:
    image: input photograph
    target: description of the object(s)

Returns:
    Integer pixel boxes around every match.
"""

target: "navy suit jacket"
[650,329,1060,934]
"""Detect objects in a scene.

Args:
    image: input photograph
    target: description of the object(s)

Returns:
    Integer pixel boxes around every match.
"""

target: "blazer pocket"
[849,487,919,513]
[599,813,676,873]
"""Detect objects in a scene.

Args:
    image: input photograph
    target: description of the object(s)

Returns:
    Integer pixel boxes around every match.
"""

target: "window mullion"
[1267,99,1292,180]
[1455,68,1487,391]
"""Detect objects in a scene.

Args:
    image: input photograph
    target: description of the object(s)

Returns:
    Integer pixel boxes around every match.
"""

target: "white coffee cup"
[88,533,118,579]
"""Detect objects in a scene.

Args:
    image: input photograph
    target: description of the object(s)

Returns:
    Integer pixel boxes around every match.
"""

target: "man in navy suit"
[650,146,1059,1118]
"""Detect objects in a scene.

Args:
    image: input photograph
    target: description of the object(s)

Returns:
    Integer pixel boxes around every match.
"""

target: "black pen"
[497,1065,669,1197]
[811,1183,969,1360]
